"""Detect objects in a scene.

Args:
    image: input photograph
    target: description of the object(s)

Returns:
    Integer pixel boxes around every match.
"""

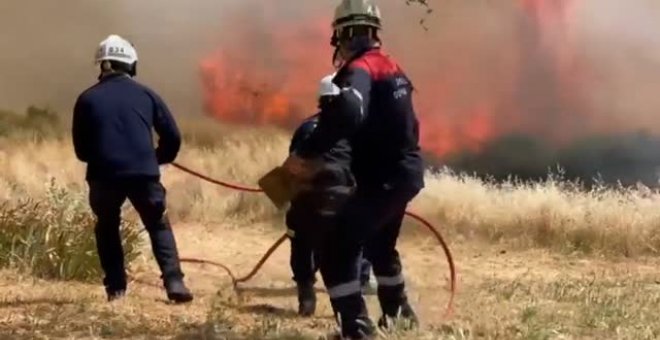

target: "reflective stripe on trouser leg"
[327,280,362,299]
[376,274,405,287]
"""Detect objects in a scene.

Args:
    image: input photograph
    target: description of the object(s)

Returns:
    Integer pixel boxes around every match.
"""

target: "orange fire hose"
[171,163,264,192]
[179,234,288,286]
[169,161,456,317]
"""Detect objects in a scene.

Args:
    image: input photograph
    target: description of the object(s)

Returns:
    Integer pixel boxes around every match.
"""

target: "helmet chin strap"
[332,47,343,69]
[331,30,342,69]
[330,29,378,69]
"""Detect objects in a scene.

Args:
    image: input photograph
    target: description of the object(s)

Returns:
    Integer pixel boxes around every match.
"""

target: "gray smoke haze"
[0,0,241,117]
[574,0,660,133]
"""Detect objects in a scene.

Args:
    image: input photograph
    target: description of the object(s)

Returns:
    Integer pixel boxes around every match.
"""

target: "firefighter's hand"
[283,154,316,180]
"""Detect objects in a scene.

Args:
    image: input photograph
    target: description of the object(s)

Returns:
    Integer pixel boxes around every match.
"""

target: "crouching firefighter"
[287,73,374,317]
[72,34,193,303]
[283,0,426,338]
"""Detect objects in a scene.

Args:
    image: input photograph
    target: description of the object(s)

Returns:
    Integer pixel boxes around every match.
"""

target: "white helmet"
[95,34,138,65]
[318,73,341,97]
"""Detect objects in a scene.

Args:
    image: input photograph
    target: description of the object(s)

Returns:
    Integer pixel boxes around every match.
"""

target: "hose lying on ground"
[168,161,456,317]
[179,234,288,286]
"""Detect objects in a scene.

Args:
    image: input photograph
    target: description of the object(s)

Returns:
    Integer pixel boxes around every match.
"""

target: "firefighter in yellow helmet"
[329,0,383,67]
[283,0,425,338]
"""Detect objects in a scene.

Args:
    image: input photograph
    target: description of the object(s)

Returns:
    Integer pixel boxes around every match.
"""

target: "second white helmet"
[318,73,341,97]
[95,34,138,65]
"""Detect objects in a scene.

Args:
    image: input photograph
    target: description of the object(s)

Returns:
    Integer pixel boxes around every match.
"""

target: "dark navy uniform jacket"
[72,73,181,180]
[296,47,425,191]
[289,114,354,213]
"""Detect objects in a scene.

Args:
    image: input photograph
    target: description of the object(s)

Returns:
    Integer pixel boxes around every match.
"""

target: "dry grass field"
[2,0,660,338]
[2,115,660,339]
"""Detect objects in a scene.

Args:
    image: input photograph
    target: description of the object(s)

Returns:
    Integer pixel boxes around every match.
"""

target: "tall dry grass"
[2,116,660,258]
[415,170,660,256]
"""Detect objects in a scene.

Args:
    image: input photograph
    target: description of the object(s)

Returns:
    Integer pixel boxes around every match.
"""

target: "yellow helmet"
[332,0,382,31]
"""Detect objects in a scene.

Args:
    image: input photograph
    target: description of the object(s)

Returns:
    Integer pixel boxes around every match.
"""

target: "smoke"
[0,0,245,117]
[0,0,118,114]
[574,0,660,133]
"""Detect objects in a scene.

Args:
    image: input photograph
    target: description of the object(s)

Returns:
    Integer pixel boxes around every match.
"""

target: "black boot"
[329,295,377,339]
[164,278,193,303]
[297,282,316,316]
[349,318,377,339]
[327,317,376,339]
[377,301,419,331]
[377,286,419,331]
[145,218,192,304]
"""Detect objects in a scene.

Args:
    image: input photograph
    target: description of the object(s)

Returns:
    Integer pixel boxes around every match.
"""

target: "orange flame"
[200,1,585,157]
[199,12,333,129]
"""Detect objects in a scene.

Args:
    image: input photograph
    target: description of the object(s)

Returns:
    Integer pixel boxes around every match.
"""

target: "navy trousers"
[88,178,185,293]
[318,184,420,336]
[286,204,372,286]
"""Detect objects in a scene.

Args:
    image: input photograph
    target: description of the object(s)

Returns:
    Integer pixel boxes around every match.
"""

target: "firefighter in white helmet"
[72,34,193,303]
[286,73,374,317]
[94,34,139,77]
[283,1,425,338]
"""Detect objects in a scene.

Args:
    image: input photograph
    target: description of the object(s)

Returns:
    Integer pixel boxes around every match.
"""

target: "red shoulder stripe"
[349,49,401,81]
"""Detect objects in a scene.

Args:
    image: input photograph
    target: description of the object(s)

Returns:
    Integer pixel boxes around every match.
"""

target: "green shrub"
[0,179,143,281]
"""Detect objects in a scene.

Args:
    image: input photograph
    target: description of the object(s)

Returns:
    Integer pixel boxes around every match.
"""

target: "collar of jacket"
[341,46,380,71]
[97,72,130,82]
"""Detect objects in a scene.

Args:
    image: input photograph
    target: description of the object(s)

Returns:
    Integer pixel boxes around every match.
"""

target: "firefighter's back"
[341,49,425,191]
[75,75,173,180]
